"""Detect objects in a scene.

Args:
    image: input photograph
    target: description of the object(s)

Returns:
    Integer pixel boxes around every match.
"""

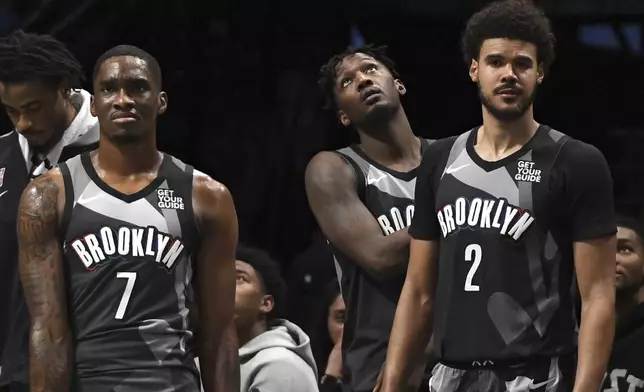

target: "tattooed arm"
[17,170,71,392]
[193,172,239,392]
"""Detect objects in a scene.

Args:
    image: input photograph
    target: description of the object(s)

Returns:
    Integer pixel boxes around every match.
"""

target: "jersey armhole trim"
[58,162,74,239]
[332,151,366,200]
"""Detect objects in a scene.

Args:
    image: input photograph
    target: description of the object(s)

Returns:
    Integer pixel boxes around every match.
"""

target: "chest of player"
[62,184,198,274]
[434,152,558,244]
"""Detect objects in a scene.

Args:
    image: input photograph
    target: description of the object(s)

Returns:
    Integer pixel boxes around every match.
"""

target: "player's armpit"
[379,239,438,392]
[17,171,71,392]
[193,173,240,392]
[572,235,616,392]
[305,152,410,281]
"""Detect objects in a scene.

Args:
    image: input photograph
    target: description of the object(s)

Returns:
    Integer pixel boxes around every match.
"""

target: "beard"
[478,83,537,122]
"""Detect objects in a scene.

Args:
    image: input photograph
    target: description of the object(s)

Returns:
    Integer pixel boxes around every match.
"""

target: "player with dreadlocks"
[305,44,434,392]
[0,30,98,392]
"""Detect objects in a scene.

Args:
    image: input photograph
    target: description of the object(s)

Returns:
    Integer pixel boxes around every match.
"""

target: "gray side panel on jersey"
[517,149,560,338]
[441,131,471,179]
[66,155,92,205]
[547,128,566,143]
[170,156,187,171]
[337,147,369,186]
[157,179,192,354]
[78,182,170,233]
[338,147,416,200]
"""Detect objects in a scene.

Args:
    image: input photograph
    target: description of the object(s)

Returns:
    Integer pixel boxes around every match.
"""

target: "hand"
[325,341,343,379]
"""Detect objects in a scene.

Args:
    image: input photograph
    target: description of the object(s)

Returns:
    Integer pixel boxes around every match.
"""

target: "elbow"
[365,249,407,281]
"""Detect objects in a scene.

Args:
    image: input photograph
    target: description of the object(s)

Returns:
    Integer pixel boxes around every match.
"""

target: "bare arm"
[193,174,240,392]
[380,239,438,392]
[573,236,616,392]
[17,171,71,392]
[305,152,410,280]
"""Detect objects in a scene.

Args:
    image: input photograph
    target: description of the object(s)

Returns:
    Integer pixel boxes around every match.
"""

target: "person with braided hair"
[0,30,98,392]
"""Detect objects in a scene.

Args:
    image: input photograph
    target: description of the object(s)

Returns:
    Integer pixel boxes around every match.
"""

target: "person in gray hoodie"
[234,244,319,392]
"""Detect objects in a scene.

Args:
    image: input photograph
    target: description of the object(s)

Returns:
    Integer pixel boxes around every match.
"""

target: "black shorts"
[428,357,574,392]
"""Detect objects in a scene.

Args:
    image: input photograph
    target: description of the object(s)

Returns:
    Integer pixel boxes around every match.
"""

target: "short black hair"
[616,215,644,245]
[0,30,84,88]
[318,44,399,111]
[236,244,287,320]
[461,0,556,71]
[92,45,162,88]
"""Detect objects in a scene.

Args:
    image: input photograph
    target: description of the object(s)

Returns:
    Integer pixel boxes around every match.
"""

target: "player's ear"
[90,95,97,117]
[259,295,274,315]
[394,79,407,96]
[536,64,545,84]
[158,91,168,115]
[469,59,479,82]
[338,110,350,127]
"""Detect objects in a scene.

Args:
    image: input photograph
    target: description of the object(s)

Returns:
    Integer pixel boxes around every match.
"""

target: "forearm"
[372,229,411,275]
[573,296,615,392]
[29,321,71,392]
[201,323,239,392]
[381,284,433,389]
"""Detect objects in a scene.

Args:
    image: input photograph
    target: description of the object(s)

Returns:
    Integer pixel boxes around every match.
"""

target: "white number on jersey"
[115,272,137,320]
[464,244,482,292]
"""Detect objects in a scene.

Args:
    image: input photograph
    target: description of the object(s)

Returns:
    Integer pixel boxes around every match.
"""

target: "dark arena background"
[1,0,643,323]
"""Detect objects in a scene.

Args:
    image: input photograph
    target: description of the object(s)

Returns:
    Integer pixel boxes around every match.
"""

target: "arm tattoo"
[18,176,71,392]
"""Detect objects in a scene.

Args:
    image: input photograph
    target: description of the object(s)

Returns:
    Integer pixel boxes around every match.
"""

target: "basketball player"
[602,216,644,390]
[16,45,238,392]
[378,2,616,391]
[0,30,99,392]
[306,44,433,392]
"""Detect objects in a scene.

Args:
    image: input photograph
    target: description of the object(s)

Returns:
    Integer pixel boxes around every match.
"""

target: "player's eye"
[365,65,377,73]
[341,77,352,88]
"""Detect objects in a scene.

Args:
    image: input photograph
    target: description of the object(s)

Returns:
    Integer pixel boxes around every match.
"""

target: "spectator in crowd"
[234,245,319,391]
[310,280,345,390]
[602,216,644,391]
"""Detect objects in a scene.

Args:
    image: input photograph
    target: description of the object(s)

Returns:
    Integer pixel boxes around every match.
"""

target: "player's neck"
[616,289,644,320]
[96,134,160,176]
[237,321,267,347]
[478,107,539,158]
[357,109,419,164]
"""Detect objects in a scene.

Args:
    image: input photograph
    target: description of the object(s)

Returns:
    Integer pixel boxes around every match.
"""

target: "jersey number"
[464,244,482,292]
[115,272,137,320]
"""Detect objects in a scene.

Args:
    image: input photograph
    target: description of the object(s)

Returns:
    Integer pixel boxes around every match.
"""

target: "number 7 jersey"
[58,152,201,391]
[410,126,616,365]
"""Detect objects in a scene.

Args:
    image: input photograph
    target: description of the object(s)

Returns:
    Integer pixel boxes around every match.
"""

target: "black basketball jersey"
[58,152,201,391]
[410,125,616,367]
[329,138,433,392]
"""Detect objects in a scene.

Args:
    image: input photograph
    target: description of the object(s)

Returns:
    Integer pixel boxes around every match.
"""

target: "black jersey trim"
[349,137,427,181]
[81,151,168,204]
[466,125,546,172]
[58,162,74,239]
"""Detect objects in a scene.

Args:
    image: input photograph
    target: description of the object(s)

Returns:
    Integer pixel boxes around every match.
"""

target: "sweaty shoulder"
[305,150,358,193]
[192,169,234,223]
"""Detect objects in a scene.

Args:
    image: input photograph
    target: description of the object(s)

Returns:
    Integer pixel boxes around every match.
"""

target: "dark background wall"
[1,0,643,268]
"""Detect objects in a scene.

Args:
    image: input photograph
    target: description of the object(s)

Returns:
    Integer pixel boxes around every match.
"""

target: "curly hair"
[318,44,400,111]
[237,244,287,320]
[461,0,556,71]
[0,30,84,88]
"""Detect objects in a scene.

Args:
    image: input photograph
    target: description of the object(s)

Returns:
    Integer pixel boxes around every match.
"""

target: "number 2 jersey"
[410,125,616,365]
[58,152,201,391]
